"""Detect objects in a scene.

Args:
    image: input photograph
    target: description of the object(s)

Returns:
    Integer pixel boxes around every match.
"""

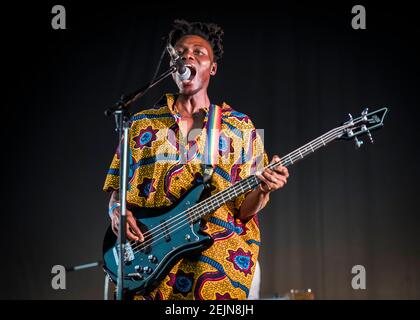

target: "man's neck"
[175,92,210,117]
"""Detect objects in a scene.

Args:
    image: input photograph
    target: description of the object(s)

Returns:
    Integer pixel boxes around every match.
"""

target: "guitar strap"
[202,103,222,183]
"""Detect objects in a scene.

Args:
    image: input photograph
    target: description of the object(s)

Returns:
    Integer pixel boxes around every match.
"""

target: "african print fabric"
[103,93,268,300]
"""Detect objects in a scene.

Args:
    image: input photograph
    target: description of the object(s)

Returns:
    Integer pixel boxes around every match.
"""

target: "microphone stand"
[104,64,177,300]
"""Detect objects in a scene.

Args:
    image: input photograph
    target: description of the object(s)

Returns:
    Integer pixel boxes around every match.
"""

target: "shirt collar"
[165,93,211,115]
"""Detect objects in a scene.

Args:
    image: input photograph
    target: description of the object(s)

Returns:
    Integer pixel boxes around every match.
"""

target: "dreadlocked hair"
[168,19,224,62]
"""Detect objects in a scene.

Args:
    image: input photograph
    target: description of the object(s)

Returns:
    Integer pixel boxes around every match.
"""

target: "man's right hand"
[110,207,144,242]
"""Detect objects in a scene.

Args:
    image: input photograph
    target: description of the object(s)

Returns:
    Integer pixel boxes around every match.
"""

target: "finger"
[256,172,270,185]
[272,155,281,164]
[262,170,278,184]
[126,227,139,241]
[279,175,288,184]
[128,217,144,242]
[265,168,276,176]
[112,219,138,241]
[273,168,288,180]
[273,166,289,178]
[257,173,275,191]
[271,170,288,183]
[112,208,120,219]
[275,176,287,188]
[264,171,287,190]
[111,220,119,236]
[270,178,285,190]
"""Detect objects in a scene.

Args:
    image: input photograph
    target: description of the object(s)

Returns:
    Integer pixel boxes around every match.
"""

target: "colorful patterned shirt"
[103,93,268,300]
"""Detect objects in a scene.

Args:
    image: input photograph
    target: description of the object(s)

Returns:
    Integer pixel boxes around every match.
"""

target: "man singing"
[103,19,289,299]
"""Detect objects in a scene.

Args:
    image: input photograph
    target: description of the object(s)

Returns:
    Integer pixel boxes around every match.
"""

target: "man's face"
[172,35,216,96]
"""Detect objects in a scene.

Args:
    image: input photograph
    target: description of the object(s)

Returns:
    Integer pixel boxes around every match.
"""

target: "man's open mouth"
[185,64,197,81]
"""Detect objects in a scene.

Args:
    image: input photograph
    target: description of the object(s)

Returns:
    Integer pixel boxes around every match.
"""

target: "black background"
[1,1,419,299]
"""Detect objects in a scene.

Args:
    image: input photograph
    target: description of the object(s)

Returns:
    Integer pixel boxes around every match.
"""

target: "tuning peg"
[354,137,364,148]
[360,124,374,144]
[367,130,374,144]
[361,108,369,121]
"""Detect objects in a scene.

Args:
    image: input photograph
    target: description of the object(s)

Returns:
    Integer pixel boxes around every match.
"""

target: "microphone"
[166,43,191,81]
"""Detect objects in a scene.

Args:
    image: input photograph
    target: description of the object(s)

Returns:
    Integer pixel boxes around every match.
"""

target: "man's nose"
[181,50,195,61]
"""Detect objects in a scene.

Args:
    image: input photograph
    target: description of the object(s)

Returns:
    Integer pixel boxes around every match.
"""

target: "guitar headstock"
[338,107,388,148]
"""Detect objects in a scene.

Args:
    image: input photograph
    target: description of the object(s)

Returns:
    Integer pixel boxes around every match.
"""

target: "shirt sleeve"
[233,123,269,212]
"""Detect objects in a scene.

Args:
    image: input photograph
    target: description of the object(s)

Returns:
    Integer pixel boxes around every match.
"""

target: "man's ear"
[210,62,218,76]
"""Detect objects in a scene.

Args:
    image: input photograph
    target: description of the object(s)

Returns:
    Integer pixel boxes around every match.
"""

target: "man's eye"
[194,50,204,55]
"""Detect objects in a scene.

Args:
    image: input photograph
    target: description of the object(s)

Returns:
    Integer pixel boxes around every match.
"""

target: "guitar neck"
[188,125,344,221]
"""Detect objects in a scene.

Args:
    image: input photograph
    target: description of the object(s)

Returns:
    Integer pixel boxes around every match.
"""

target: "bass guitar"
[103,107,388,294]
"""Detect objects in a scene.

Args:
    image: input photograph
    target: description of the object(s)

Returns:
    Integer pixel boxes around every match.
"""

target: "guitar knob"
[143,266,152,274]
[148,255,157,263]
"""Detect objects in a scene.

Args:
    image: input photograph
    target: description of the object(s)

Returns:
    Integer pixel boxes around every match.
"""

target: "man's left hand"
[256,155,289,193]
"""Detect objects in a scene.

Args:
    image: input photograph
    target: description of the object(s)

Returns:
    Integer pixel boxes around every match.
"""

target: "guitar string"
[127,124,347,253]
[128,175,258,253]
[129,131,339,255]
[128,125,348,254]
[124,123,349,247]
[127,125,347,253]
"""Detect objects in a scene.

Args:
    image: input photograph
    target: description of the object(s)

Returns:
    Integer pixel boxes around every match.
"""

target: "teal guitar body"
[102,183,213,294]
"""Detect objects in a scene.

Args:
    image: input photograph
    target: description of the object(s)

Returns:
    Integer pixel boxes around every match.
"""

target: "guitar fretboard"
[186,126,344,222]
